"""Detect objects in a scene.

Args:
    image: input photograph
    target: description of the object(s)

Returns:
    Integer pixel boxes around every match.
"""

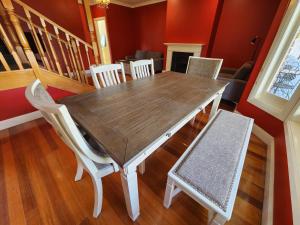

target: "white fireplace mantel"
[164,43,204,71]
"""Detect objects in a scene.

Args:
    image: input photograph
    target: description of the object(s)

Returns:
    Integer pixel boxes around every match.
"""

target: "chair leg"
[163,177,175,208]
[190,116,196,126]
[138,161,145,175]
[91,176,103,218]
[75,159,84,182]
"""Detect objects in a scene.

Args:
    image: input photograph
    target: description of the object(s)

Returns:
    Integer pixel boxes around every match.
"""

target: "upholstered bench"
[163,110,253,225]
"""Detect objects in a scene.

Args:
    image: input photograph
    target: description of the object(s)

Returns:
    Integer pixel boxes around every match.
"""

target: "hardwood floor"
[0,103,267,225]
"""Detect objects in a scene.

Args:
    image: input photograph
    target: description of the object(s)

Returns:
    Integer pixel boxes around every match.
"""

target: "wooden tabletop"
[60,72,227,167]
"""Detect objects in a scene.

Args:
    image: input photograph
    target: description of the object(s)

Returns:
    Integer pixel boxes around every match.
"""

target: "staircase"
[0,0,98,93]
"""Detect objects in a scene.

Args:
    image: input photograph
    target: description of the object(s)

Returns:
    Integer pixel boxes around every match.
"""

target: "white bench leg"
[121,168,140,221]
[207,209,216,224]
[209,214,227,225]
[163,177,176,208]
[138,161,145,175]
[74,158,84,181]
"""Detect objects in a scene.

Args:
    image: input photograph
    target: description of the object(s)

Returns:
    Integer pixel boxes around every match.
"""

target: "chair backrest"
[186,56,223,80]
[130,59,155,80]
[25,80,114,167]
[90,63,126,89]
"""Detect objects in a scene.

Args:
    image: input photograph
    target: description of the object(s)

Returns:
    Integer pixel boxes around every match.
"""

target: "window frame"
[248,0,300,121]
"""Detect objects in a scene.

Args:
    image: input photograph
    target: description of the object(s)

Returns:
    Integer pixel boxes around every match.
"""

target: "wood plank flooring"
[0,103,267,225]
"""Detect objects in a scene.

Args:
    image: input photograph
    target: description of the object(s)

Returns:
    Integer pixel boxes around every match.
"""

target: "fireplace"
[164,43,204,71]
[171,52,193,73]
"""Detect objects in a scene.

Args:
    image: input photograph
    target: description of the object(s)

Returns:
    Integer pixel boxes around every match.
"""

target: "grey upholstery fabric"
[117,50,164,73]
[186,57,223,79]
[217,61,253,103]
[135,50,147,60]
[174,110,252,212]
[233,62,253,80]
[145,51,162,59]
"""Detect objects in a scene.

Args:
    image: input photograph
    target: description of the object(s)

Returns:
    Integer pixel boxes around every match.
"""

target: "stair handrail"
[0,0,96,84]
[1,0,41,77]
[12,0,92,49]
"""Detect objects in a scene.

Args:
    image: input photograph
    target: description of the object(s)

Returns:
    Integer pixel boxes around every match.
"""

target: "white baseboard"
[0,111,42,131]
[252,124,274,225]
[284,120,300,225]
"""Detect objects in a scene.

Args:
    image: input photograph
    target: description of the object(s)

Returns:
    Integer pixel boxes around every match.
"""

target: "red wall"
[19,0,85,38]
[0,87,74,121]
[133,2,167,53]
[210,0,280,68]
[92,3,167,62]
[106,4,137,62]
[91,4,136,62]
[236,0,293,224]
[165,0,219,56]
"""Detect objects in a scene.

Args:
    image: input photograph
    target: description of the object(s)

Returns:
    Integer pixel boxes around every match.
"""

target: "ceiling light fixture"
[96,0,110,8]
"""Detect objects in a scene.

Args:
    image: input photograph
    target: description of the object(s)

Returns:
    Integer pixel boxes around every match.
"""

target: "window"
[248,0,300,121]
[269,27,300,100]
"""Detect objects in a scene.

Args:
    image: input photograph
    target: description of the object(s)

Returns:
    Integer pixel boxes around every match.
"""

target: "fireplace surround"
[164,43,204,71]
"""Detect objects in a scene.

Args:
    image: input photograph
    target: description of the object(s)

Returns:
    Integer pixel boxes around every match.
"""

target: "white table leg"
[121,168,140,221]
[138,161,145,174]
[209,92,223,120]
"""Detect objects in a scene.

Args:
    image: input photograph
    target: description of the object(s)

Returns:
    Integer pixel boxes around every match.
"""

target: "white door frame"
[94,17,112,64]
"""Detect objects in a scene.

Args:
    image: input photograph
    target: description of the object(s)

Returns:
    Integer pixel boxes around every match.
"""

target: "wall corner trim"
[0,111,42,131]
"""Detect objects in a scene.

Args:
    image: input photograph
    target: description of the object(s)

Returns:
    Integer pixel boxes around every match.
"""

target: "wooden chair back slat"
[90,63,126,89]
[130,59,155,80]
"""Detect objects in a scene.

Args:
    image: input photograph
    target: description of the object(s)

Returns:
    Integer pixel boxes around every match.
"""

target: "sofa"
[217,61,254,103]
[117,50,164,74]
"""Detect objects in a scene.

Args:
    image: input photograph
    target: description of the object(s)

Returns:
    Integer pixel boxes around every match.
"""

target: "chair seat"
[94,162,115,177]
[82,131,110,158]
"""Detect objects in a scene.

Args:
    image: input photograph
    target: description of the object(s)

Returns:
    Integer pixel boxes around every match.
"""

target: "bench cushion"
[174,110,252,212]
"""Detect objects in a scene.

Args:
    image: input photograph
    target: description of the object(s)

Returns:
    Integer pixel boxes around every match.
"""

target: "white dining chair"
[186,56,223,80]
[130,59,155,80]
[90,63,126,89]
[186,56,223,117]
[25,80,119,218]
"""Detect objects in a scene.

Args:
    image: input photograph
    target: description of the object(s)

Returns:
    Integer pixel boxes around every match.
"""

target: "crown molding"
[129,0,166,8]
[88,0,166,8]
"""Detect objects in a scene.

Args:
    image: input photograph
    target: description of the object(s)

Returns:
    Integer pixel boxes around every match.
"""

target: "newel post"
[0,0,41,77]
[0,1,28,64]
[83,0,100,65]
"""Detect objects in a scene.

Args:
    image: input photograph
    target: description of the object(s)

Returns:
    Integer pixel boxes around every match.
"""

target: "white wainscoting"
[235,110,274,225]
[252,124,275,225]
[0,111,42,131]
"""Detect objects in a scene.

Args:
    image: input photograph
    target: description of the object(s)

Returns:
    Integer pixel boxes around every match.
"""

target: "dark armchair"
[117,50,164,74]
[217,61,254,103]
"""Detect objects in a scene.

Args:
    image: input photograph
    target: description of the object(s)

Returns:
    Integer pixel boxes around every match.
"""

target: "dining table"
[60,71,228,221]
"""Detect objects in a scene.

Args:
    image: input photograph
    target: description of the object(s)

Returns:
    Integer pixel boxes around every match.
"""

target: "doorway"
[94,17,112,64]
